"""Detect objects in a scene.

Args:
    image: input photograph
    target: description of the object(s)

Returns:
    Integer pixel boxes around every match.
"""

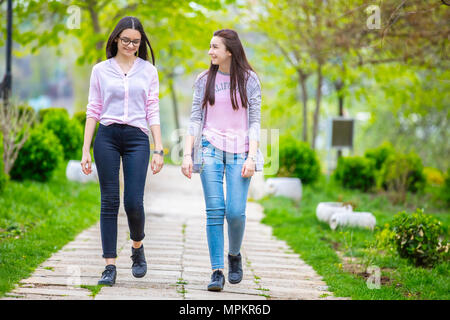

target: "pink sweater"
[86,57,160,136]
[202,71,249,153]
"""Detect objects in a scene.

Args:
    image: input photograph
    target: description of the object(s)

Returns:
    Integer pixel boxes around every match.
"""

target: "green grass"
[80,284,104,298]
[258,174,449,300]
[0,160,100,297]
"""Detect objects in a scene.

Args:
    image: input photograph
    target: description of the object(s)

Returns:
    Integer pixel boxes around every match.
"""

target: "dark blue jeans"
[93,123,150,258]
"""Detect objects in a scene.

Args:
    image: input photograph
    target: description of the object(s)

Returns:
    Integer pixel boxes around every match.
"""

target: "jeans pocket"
[136,127,148,139]
[202,144,212,156]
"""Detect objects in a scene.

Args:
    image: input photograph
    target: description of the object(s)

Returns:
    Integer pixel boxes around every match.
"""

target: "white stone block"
[316,202,353,223]
[66,160,98,183]
[248,171,268,200]
[265,177,302,201]
[329,211,376,231]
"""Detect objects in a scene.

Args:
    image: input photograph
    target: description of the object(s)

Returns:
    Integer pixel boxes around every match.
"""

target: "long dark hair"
[201,29,255,110]
[106,16,155,65]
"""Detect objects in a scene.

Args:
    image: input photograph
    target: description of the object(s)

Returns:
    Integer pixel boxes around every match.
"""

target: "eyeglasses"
[119,37,141,47]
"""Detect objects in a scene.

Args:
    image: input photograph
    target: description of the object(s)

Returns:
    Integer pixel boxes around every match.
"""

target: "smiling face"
[208,36,232,66]
[115,28,141,57]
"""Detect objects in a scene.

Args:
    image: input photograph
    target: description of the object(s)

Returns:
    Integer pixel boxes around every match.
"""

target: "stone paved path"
[2,164,348,300]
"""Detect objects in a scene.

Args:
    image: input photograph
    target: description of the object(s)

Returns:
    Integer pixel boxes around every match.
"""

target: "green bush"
[333,156,376,191]
[73,110,98,144]
[380,151,426,193]
[10,126,64,182]
[0,131,9,193]
[42,113,83,160]
[38,107,69,123]
[277,135,321,184]
[441,168,450,207]
[73,111,86,127]
[389,208,449,267]
[16,104,37,128]
[364,141,396,171]
[423,166,444,186]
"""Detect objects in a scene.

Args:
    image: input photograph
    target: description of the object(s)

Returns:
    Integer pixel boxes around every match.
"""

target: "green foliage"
[0,131,9,193]
[441,168,450,207]
[380,152,426,193]
[37,107,69,123]
[72,111,86,128]
[277,135,321,185]
[17,104,37,129]
[374,226,397,253]
[389,208,449,268]
[333,156,376,192]
[41,113,83,160]
[73,111,98,144]
[10,127,63,182]
[364,142,396,171]
[363,143,426,199]
[423,167,445,186]
[356,65,449,172]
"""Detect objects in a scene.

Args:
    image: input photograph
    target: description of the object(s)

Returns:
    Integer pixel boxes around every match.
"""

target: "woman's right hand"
[81,149,92,175]
[181,155,193,179]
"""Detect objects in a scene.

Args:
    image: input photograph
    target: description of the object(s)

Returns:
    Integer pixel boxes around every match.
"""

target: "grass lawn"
[0,160,100,297]
[258,174,449,300]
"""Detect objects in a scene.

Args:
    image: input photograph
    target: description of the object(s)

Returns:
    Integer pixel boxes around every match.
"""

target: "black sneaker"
[228,253,243,284]
[98,264,116,286]
[207,270,225,291]
[131,244,147,278]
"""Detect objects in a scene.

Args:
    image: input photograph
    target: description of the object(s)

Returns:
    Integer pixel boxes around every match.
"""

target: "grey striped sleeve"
[187,72,207,137]
[247,71,262,142]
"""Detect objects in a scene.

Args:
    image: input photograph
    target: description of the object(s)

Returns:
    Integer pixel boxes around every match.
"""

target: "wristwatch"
[153,150,164,156]
[248,155,257,162]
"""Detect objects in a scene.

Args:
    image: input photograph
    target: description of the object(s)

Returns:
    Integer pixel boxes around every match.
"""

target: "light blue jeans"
[199,135,252,270]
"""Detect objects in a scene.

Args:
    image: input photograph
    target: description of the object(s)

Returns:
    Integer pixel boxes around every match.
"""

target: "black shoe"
[228,253,243,284]
[98,264,116,286]
[207,270,225,291]
[131,244,147,278]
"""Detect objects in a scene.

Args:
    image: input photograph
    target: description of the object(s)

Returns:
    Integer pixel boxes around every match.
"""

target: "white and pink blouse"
[86,56,160,136]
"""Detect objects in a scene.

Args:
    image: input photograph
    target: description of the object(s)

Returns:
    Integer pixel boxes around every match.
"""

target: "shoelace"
[101,268,114,278]
[229,256,241,273]
[131,251,145,267]
[212,271,223,282]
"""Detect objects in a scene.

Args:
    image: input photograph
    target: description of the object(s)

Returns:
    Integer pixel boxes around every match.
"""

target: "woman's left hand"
[151,154,164,175]
[241,158,255,178]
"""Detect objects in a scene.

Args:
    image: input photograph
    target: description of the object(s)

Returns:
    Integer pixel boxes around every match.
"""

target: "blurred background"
[1,0,448,171]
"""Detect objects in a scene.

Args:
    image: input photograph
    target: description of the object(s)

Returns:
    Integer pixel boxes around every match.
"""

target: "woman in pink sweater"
[182,29,263,292]
[81,16,164,286]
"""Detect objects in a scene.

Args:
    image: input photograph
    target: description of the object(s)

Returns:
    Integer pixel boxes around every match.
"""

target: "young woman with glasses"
[81,16,164,286]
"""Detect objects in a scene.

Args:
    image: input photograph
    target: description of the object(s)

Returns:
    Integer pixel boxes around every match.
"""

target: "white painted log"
[316,202,353,223]
[66,160,98,183]
[265,177,302,201]
[329,211,376,231]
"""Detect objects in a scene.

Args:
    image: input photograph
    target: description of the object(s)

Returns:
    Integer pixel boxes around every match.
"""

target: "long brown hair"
[105,16,155,65]
[201,29,255,110]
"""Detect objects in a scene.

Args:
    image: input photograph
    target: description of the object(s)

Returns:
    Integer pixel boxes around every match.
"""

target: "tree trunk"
[312,64,323,150]
[297,69,309,144]
[335,79,344,116]
[168,74,180,131]
[87,2,104,63]
[335,79,344,159]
